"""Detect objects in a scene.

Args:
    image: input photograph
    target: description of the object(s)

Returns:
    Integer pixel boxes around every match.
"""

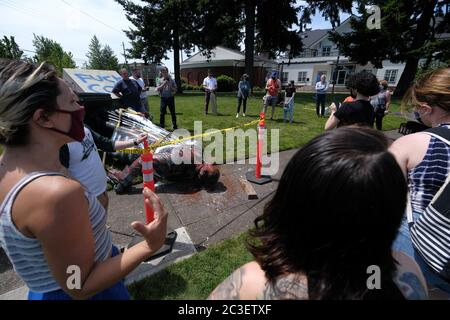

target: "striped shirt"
[0,172,112,293]
[408,124,450,217]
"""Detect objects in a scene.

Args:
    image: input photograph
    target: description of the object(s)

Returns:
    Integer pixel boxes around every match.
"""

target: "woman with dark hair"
[0,59,168,300]
[209,128,427,300]
[236,74,250,118]
[325,71,380,130]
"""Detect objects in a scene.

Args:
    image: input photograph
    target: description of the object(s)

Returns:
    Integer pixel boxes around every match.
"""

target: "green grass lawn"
[129,232,253,300]
[149,92,406,162]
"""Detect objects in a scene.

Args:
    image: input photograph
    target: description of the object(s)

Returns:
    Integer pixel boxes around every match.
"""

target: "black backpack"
[408,127,450,280]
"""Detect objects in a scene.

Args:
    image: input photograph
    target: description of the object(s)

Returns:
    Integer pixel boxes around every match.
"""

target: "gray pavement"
[0,129,404,299]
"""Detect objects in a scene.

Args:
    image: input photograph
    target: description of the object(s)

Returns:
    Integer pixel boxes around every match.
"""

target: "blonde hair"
[0,59,59,146]
[401,68,450,113]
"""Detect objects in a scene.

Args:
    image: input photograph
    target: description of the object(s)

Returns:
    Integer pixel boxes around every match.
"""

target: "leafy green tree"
[117,0,305,92]
[32,34,76,75]
[0,35,23,59]
[329,0,449,96]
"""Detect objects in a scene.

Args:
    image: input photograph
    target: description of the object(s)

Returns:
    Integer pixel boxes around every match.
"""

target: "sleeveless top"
[408,124,450,216]
[0,172,113,293]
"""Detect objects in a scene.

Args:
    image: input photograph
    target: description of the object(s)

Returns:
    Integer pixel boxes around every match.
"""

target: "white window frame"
[384,69,398,84]
[322,46,331,57]
[297,71,307,83]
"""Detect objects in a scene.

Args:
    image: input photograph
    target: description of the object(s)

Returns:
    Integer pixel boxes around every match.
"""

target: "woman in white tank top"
[0,59,168,300]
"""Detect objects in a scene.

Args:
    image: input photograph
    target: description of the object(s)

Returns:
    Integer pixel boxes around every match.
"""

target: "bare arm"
[389,133,431,178]
[392,251,428,300]
[324,103,339,130]
[208,261,308,300]
[386,91,392,110]
[23,179,167,300]
[113,134,148,151]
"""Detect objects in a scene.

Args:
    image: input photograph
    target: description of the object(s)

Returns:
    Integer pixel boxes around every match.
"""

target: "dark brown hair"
[248,127,407,299]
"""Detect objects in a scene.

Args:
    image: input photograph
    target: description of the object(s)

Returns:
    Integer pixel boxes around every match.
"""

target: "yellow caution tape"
[115,118,261,155]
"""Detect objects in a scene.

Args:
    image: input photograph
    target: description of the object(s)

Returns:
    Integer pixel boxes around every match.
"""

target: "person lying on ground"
[112,145,220,194]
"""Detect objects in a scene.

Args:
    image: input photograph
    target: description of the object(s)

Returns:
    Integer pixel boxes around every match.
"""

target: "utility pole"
[122,42,129,70]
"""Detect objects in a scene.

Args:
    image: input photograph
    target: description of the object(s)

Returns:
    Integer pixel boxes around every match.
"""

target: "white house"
[278,18,406,91]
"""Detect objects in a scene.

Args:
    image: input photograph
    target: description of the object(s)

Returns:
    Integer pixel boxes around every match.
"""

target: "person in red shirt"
[263,71,282,120]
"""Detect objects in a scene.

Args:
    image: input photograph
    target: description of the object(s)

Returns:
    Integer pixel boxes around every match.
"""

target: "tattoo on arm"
[259,274,309,300]
[394,271,428,300]
[208,268,244,300]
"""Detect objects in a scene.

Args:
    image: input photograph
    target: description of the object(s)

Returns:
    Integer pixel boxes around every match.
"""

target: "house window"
[297,72,307,82]
[384,69,398,84]
[322,46,331,57]
[281,72,289,82]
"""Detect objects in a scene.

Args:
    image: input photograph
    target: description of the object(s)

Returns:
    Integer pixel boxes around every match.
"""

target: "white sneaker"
[243,113,246,117]
[236,114,239,118]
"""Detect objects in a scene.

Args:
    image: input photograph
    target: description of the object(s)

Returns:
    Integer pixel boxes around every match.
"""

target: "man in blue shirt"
[112,69,144,113]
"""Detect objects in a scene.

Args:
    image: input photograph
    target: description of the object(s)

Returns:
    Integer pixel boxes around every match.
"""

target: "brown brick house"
[180,46,278,88]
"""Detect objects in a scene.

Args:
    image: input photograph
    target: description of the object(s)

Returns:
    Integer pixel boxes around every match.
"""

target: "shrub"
[217,75,237,92]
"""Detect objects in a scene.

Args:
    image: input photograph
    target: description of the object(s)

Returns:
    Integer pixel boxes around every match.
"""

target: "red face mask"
[49,108,86,142]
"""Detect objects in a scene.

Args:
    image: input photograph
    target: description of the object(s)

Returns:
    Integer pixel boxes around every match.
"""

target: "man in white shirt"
[203,70,218,115]
[315,74,329,118]
[131,69,150,115]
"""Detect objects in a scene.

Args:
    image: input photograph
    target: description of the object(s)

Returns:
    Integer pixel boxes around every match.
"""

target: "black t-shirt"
[285,86,296,98]
[334,100,375,128]
[112,79,142,111]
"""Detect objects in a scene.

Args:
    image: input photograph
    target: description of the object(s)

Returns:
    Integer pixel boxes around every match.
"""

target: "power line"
[59,0,126,35]
[0,0,50,18]
[0,0,42,20]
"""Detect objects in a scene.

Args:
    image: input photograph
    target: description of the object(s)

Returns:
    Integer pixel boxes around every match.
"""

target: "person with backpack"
[209,128,427,300]
[390,68,450,294]
[370,80,392,130]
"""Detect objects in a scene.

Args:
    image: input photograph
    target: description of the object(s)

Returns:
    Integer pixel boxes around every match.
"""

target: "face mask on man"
[48,108,86,142]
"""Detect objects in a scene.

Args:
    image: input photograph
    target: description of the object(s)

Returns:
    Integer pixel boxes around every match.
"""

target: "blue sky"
[0,0,352,71]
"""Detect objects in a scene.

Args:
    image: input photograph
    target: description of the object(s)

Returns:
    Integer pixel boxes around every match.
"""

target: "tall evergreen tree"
[329,0,449,96]
[86,35,119,70]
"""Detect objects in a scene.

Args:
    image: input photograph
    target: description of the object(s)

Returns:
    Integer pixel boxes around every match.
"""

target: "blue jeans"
[393,214,450,293]
[316,94,326,116]
[28,246,131,300]
[283,99,294,123]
